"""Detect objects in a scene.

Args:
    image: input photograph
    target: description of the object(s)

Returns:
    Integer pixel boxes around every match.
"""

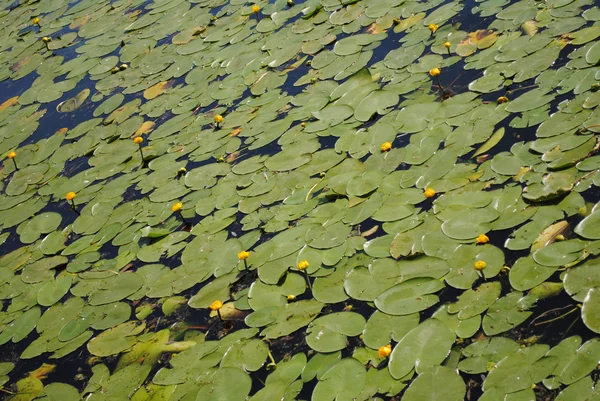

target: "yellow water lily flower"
[497,96,509,104]
[297,260,310,270]
[42,37,51,43]
[287,294,296,301]
[7,151,16,159]
[424,188,436,198]
[474,260,487,271]
[378,345,392,358]
[443,41,451,48]
[214,114,223,123]
[65,192,76,201]
[429,67,441,77]
[428,23,438,33]
[251,5,260,13]
[238,251,250,260]
[209,300,223,311]
[133,136,143,144]
[172,202,183,212]
[476,234,489,244]
[32,17,40,25]
[381,142,392,152]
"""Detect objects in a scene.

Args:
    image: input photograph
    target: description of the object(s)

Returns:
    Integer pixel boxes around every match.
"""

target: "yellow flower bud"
[497,96,509,104]
[133,136,143,144]
[251,5,260,13]
[7,151,16,159]
[65,192,76,201]
[381,142,392,152]
[287,294,296,301]
[238,251,250,260]
[474,260,487,271]
[476,234,489,244]
[297,260,310,270]
[428,23,438,33]
[42,37,51,43]
[32,17,40,25]
[424,188,436,198]
[443,41,451,48]
[171,202,183,212]
[209,300,223,311]
[429,67,441,77]
[214,114,223,123]
[378,345,392,358]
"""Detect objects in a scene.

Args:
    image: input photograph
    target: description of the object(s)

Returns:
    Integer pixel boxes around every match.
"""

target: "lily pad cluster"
[0,0,599,399]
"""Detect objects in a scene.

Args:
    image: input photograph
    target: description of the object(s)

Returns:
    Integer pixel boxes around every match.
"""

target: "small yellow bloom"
[133,136,143,144]
[32,17,40,25]
[251,5,260,13]
[297,260,310,270]
[238,251,250,260]
[476,234,489,244]
[172,202,183,212]
[378,345,392,358]
[497,96,509,104]
[443,41,451,48]
[381,142,392,152]
[428,23,438,33]
[42,37,51,43]
[209,300,223,311]
[429,67,441,77]
[287,0,294,5]
[287,294,296,301]
[65,192,76,201]
[178,167,187,175]
[214,114,223,123]
[7,151,16,159]
[119,64,128,70]
[474,260,487,271]
[424,188,436,198]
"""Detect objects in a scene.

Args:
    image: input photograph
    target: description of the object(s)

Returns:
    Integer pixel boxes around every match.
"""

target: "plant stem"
[11,158,17,170]
[303,270,312,291]
[533,307,579,326]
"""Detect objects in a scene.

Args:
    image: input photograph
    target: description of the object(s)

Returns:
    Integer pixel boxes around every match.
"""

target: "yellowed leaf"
[228,127,242,137]
[456,30,498,56]
[143,81,172,100]
[70,15,91,29]
[0,96,19,113]
[134,121,156,136]
[393,13,425,33]
[522,20,538,37]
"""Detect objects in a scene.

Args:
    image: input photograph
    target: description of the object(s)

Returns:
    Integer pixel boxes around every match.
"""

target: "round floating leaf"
[574,209,600,239]
[401,366,466,401]
[582,288,600,334]
[37,276,72,307]
[482,292,533,336]
[483,345,559,394]
[312,358,366,401]
[447,282,501,319]
[195,368,252,401]
[532,240,584,267]
[388,318,455,379]
[362,311,419,349]
[306,312,366,352]
[375,278,444,315]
